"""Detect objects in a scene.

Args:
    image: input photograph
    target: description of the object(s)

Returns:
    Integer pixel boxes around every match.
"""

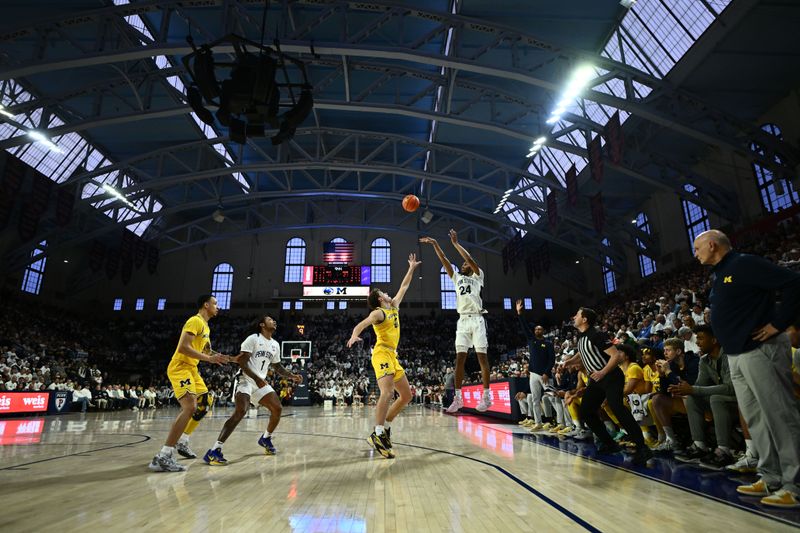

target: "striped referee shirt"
[576,328,613,374]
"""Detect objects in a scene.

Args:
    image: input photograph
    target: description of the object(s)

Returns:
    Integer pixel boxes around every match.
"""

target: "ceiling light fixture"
[544,64,596,128]
[27,130,62,153]
[0,105,14,119]
[102,183,134,207]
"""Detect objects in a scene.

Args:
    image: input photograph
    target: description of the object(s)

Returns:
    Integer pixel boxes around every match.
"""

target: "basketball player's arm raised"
[178,331,230,365]
[347,309,386,348]
[419,237,454,278]
[391,253,422,307]
[449,229,480,275]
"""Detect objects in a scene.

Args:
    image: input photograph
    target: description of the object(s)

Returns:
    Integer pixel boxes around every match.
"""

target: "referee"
[561,307,652,466]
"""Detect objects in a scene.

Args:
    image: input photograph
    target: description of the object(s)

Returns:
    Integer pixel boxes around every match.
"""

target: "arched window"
[21,240,47,295]
[634,212,656,278]
[681,184,710,251]
[440,266,456,310]
[284,237,306,282]
[371,238,391,283]
[601,238,617,294]
[211,263,234,310]
[751,123,798,213]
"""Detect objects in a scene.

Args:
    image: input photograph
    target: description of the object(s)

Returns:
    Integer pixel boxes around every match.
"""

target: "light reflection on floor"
[457,416,514,458]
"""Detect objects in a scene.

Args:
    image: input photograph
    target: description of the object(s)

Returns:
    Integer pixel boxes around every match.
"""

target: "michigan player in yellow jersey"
[148,295,234,472]
[347,253,421,458]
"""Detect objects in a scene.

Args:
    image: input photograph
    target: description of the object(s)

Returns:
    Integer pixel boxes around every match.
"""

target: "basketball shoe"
[148,453,187,472]
[202,448,228,466]
[175,441,197,459]
[476,393,492,412]
[445,395,463,413]
[258,435,277,455]
[368,431,395,459]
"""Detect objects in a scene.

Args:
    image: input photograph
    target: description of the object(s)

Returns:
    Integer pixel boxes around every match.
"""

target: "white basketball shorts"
[455,315,488,353]
[236,378,275,406]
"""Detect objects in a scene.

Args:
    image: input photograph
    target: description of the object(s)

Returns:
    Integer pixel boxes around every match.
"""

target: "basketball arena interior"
[1,1,800,531]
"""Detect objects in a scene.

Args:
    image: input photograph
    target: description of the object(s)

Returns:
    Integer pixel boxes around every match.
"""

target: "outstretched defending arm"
[391,253,422,307]
[178,331,231,365]
[419,237,454,278]
[347,309,385,348]
[449,229,480,274]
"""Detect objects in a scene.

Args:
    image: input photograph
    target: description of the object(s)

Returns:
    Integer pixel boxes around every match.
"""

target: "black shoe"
[699,448,735,471]
[631,445,653,466]
[597,442,622,455]
[368,431,394,459]
[675,444,708,464]
[385,427,392,446]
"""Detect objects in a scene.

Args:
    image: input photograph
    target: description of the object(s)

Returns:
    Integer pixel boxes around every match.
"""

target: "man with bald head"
[694,229,800,508]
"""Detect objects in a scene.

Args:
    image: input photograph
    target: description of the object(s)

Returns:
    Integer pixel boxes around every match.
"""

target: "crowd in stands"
[511,219,800,480]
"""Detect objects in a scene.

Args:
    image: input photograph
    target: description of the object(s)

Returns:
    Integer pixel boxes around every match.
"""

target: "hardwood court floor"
[0,406,798,533]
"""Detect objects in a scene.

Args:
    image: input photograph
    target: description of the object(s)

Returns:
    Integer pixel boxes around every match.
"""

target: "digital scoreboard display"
[302,266,371,286]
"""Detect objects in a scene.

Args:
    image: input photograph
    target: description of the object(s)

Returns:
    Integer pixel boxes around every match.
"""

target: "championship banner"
[588,134,604,183]
[566,164,578,206]
[89,240,106,272]
[546,190,558,231]
[134,237,147,269]
[55,185,75,226]
[604,111,624,164]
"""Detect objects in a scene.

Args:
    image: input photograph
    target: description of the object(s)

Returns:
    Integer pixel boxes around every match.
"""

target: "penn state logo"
[323,287,334,295]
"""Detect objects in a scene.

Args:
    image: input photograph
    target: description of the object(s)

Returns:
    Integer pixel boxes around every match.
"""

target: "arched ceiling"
[1,0,799,276]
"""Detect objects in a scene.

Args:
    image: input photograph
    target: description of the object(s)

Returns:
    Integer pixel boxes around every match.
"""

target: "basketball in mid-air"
[402,194,420,212]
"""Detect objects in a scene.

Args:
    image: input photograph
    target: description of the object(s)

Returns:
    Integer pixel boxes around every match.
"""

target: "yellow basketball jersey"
[372,307,400,351]
[171,314,211,367]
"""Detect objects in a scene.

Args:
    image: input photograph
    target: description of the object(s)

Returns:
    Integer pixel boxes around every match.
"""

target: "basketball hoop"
[291,353,304,368]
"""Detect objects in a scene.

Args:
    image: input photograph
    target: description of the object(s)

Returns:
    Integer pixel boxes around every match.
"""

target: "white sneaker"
[725,453,758,473]
[654,439,677,452]
[476,396,493,412]
[175,441,197,459]
[148,454,187,472]
[445,396,463,413]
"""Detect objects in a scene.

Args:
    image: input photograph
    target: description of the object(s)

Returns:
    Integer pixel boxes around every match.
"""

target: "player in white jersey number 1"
[202,315,302,465]
[420,229,493,412]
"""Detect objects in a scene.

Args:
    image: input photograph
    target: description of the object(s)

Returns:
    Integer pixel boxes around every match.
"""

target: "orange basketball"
[402,194,420,212]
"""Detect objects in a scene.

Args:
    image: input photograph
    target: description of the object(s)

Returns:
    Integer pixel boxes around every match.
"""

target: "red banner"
[546,190,558,230]
[604,111,624,164]
[590,192,605,234]
[566,164,578,206]
[588,134,604,182]
[0,392,50,414]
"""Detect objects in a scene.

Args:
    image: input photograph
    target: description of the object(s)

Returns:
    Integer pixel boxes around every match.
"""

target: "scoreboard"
[302,265,371,286]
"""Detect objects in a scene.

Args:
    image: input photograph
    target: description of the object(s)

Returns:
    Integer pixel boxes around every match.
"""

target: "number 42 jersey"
[239,333,281,384]
[451,268,485,315]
